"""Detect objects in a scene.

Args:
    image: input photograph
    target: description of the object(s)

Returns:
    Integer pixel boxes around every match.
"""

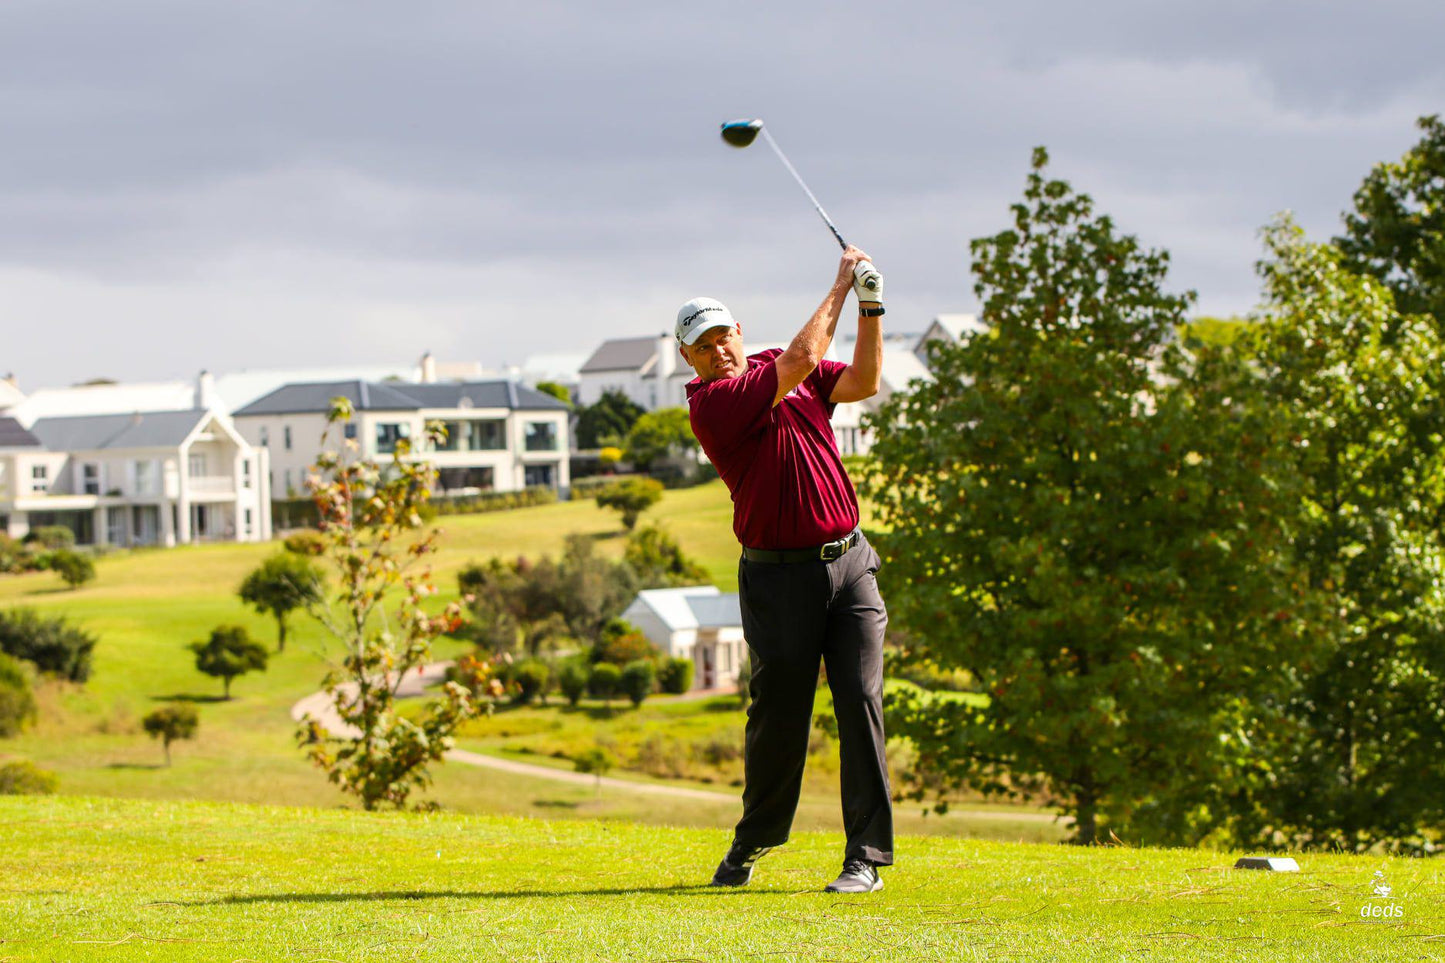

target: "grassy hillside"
[0,483,1024,839]
[2,795,1430,963]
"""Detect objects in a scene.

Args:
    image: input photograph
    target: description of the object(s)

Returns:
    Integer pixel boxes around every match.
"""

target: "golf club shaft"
[761,128,848,251]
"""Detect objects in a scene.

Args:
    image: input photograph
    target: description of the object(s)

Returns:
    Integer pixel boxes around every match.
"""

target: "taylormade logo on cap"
[675,297,737,346]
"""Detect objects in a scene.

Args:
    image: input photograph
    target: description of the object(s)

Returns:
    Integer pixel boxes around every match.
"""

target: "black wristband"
[859,305,885,318]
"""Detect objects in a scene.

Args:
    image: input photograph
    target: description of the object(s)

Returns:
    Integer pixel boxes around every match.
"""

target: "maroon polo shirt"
[686,348,860,551]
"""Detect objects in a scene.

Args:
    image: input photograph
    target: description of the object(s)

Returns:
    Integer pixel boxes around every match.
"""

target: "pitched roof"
[0,416,41,448]
[29,410,209,451]
[579,337,658,373]
[233,380,567,417]
[629,586,741,631]
[686,594,742,628]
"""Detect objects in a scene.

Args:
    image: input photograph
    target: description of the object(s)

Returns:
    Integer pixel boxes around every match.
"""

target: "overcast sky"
[3,1,1442,389]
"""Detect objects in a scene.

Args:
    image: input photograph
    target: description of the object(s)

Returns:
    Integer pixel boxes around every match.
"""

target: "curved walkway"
[289,661,1060,820]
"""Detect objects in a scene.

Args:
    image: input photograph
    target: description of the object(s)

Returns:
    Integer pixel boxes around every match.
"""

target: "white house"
[622,586,747,691]
[232,379,572,499]
[1,408,271,547]
[914,313,985,368]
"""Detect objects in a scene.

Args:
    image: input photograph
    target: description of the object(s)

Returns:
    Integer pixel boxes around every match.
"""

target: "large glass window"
[83,463,100,495]
[524,464,555,488]
[134,460,158,495]
[31,464,48,493]
[466,420,506,451]
[375,422,411,453]
[524,422,558,452]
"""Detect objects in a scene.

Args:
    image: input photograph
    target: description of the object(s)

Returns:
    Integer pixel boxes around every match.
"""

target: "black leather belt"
[742,528,862,564]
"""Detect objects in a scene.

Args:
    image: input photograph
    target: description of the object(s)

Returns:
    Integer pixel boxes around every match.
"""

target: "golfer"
[678,245,892,894]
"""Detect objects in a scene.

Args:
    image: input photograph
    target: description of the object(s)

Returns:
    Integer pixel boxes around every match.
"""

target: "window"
[82,463,100,495]
[188,453,207,477]
[524,422,557,452]
[344,422,357,440]
[283,426,292,451]
[242,460,252,489]
[244,508,253,536]
[284,469,293,494]
[134,460,157,495]
[523,464,554,488]
[375,422,410,454]
[259,426,269,447]
[466,420,506,451]
[31,464,49,493]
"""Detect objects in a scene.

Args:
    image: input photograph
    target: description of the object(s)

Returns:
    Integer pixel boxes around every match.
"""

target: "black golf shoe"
[824,858,883,893]
[709,843,773,886]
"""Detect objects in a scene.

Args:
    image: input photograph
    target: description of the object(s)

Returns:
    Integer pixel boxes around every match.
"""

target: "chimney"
[194,370,217,410]
[420,351,437,384]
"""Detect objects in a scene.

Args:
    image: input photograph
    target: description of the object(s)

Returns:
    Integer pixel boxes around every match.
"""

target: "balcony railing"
[188,475,235,494]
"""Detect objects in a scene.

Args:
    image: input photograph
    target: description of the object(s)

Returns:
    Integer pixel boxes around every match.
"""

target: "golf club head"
[720,119,763,148]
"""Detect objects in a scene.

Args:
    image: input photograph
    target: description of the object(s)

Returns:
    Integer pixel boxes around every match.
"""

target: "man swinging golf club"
[679,245,892,894]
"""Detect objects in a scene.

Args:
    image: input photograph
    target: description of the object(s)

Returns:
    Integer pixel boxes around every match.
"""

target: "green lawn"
[0,483,1027,841]
[2,794,1434,962]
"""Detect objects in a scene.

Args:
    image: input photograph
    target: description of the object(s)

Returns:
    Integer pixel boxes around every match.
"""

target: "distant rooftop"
[233,380,569,417]
[29,410,210,451]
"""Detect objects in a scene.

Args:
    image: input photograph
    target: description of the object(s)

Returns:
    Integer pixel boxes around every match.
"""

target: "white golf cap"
[675,297,737,346]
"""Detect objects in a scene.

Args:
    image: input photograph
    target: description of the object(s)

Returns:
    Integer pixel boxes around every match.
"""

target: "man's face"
[680,323,745,382]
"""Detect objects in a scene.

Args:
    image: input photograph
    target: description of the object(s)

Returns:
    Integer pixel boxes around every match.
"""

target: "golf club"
[720,118,879,295]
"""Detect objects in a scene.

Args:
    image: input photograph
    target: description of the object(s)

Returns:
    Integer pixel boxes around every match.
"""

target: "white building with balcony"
[232,379,572,500]
[0,410,271,547]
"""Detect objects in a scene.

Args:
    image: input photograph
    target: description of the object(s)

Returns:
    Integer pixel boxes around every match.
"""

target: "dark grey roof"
[579,337,658,373]
[687,593,741,629]
[234,380,568,417]
[30,410,208,451]
[0,416,41,449]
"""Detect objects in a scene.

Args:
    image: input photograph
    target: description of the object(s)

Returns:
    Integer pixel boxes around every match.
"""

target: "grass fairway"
[3,796,1434,962]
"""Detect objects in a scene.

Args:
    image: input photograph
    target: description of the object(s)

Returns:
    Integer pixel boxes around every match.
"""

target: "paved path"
[289,662,1060,820]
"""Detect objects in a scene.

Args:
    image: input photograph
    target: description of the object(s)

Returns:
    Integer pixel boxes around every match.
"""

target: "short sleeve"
[690,359,779,453]
[810,359,850,414]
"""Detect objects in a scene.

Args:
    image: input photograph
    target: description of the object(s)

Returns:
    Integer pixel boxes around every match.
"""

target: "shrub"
[624,525,708,587]
[142,704,199,766]
[25,526,74,551]
[431,486,557,517]
[0,653,38,737]
[658,657,694,695]
[446,653,505,702]
[0,609,97,682]
[0,534,27,574]
[512,659,551,705]
[594,477,664,530]
[620,660,656,708]
[48,550,95,590]
[557,660,588,706]
[587,663,621,704]
[0,759,57,795]
[282,531,326,556]
[573,744,616,795]
[189,626,268,699]
[591,619,655,666]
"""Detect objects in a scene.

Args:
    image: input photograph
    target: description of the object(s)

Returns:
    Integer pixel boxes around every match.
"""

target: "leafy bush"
[512,659,551,705]
[48,550,95,590]
[587,663,621,703]
[572,744,617,794]
[0,759,57,795]
[624,525,708,587]
[620,660,656,708]
[142,704,199,766]
[25,526,74,551]
[658,657,694,695]
[557,660,588,706]
[238,552,324,652]
[431,486,557,517]
[591,619,655,666]
[282,531,326,556]
[0,534,30,574]
[0,653,38,737]
[0,609,97,683]
[594,477,664,530]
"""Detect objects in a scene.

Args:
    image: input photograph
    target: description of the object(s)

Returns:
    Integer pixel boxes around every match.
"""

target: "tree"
[591,619,655,666]
[238,553,324,652]
[48,550,94,591]
[573,744,616,796]
[624,408,697,471]
[295,398,495,811]
[624,525,708,587]
[535,381,573,407]
[1232,218,1445,851]
[0,653,38,738]
[190,626,268,699]
[595,477,664,531]
[0,609,96,682]
[587,662,621,706]
[557,660,588,706]
[864,148,1305,846]
[576,390,645,449]
[142,704,199,766]
[658,657,694,695]
[620,659,656,707]
[1337,115,1445,330]
[512,659,551,705]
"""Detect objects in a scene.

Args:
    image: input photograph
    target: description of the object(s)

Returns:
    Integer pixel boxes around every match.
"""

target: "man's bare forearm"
[786,277,853,369]
[850,313,882,395]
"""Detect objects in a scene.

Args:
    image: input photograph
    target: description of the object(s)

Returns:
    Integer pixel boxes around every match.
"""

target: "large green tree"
[238,552,324,652]
[1337,114,1445,330]
[1237,218,1445,851]
[865,148,1305,845]
[576,390,645,449]
[624,408,697,471]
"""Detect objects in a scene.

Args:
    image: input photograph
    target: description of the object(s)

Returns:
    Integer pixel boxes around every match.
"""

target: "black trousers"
[733,534,894,866]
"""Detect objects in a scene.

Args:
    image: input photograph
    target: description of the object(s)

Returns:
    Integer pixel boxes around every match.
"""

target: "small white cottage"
[621,586,747,690]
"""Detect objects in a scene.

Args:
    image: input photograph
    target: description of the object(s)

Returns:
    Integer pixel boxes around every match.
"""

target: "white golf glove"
[854,261,883,304]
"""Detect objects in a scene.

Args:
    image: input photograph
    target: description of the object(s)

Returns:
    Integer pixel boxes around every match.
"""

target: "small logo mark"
[1359,868,1403,921]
